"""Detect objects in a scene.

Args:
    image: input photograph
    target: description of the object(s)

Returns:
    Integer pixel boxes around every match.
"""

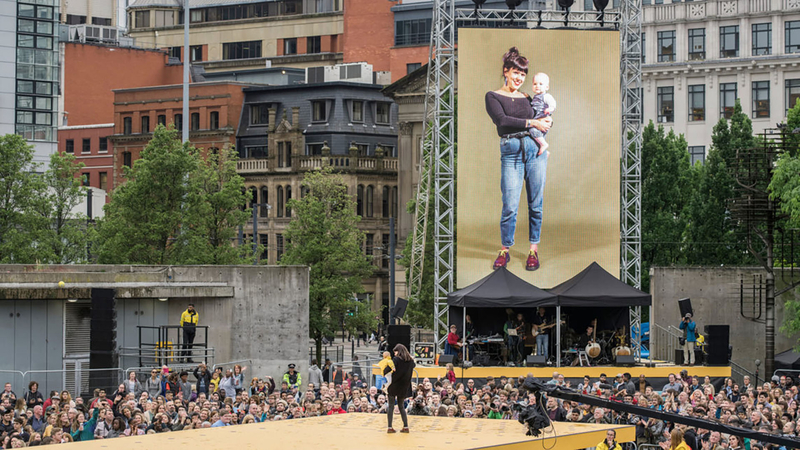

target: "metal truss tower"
[409,1,643,355]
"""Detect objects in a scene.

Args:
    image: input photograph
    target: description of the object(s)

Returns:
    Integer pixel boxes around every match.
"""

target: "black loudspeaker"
[387,324,411,351]
[526,355,547,367]
[90,289,118,393]
[438,354,456,366]
[704,325,730,366]
[616,355,635,366]
[391,298,409,320]
[678,298,693,318]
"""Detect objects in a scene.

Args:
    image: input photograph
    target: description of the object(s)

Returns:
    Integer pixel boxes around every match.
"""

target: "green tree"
[40,152,92,263]
[183,147,252,264]
[683,100,753,265]
[97,125,255,264]
[0,134,50,263]
[771,99,800,229]
[280,166,375,363]
[640,122,691,290]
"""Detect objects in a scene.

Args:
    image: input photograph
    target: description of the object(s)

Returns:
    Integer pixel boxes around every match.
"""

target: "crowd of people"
[0,357,797,450]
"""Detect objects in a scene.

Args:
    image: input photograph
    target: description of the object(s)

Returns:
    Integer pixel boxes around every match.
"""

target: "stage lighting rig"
[472,0,487,14]
[593,0,609,25]
[505,0,523,25]
[558,0,575,26]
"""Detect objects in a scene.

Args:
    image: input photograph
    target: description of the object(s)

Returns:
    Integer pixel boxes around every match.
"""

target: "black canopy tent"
[446,262,651,366]
[447,268,556,363]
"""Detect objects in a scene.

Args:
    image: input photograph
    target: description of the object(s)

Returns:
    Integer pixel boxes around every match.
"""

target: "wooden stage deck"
[69,415,635,450]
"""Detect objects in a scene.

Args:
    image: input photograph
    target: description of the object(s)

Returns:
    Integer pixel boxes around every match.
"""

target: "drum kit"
[589,330,631,364]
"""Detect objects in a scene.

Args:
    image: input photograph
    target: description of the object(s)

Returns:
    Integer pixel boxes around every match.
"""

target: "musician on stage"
[532,307,554,359]
[446,324,463,358]
[464,315,475,362]
[612,327,628,348]
[505,313,525,365]
[577,324,594,349]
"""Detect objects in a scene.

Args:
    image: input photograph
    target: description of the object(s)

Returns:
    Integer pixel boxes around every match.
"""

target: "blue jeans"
[500,136,548,247]
[536,334,549,358]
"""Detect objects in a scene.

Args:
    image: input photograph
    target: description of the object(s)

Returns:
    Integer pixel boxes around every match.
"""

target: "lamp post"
[182,0,190,142]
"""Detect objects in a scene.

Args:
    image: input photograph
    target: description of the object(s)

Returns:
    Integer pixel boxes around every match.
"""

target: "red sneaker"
[493,249,510,270]
[526,251,540,271]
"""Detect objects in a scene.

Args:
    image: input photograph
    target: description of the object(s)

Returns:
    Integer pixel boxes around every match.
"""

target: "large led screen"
[457,28,621,288]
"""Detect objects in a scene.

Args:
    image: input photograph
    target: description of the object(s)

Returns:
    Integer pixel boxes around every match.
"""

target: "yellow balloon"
[58,281,65,288]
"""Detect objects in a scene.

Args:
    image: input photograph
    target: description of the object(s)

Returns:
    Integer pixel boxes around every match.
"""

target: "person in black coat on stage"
[384,343,416,434]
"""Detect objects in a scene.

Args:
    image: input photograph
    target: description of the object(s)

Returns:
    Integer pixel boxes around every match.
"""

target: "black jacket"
[386,356,416,399]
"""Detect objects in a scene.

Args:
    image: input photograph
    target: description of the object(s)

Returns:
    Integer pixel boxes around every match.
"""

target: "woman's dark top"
[386,356,416,398]
[485,91,536,137]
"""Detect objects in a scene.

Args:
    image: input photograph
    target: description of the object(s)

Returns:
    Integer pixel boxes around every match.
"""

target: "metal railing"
[650,323,682,362]
[1,368,124,400]
[729,360,754,385]
[326,357,381,389]
[125,325,212,367]
[308,344,345,364]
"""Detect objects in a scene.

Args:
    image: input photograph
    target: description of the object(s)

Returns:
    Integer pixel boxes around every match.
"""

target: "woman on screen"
[484,47,552,271]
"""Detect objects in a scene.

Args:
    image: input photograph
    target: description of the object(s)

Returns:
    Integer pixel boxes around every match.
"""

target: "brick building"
[110,81,257,188]
[59,42,183,192]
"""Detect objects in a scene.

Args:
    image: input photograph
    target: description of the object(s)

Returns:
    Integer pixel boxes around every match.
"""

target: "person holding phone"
[679,313,697,366]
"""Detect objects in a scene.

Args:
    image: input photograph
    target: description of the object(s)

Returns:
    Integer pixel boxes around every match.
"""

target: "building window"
[688,85,705,121]
[406,63,421,75]
[688,28,705,60]
[260,187,269,216]
[285,185,291,217]
[141,115,150,134]
[123,117,132,135]
[277,142,291,167]
[135,10,150,28]
[222,40,262,60]
[99,172,108,191]
[307,36,321,54]
[366,185,374,218]
[123,151,132,167]
[381,234,390,269]
[276,186,284,217]
[283,38,297,55]
[351,101,364,123]
[191,112,200,131]
[209,111,219,129]
[276,234,284,261]
[720,82,737,119]
[657,31,675,62]
[247,146,268,158]
[752,23,771,56]
[688,146,705,165]
[190,45,203,62]
[376,102,390,125]
[154,10,174,27]
[752,81,770,118]
[356,185,364,217]
[787,21,800,54]
[720,25,739,58]
[657,86,674,123]
[382,186,389,218]
[250,104,270,125]
[365,233,374,258]
[157,114,166,126]
[174,114,183,131]
[65,139,74,153]
[311,100,327,123]
[306,143,323,156]
[355,143,369,156]
[82,138,90,154]
[395,19,432,46]
[786,79,800,114]
[168,46,181,60]
[82,173,90,186]
[99,137,108,153]
[259,234,268,261]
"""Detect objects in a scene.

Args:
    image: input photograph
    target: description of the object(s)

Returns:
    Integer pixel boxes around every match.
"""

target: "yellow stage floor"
[374,364,731,380]
[69,415,635,450]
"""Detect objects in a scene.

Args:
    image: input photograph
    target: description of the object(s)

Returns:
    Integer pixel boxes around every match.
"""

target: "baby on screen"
[528,72,557,155]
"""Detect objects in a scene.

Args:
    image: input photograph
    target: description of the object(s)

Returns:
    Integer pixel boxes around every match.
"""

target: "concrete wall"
[0,264,309,395]
[651,266,800,377]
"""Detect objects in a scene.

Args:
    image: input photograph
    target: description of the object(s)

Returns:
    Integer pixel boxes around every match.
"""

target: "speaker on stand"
[89,288,118,394]
[704,325,730,366]
[387,324,411,351]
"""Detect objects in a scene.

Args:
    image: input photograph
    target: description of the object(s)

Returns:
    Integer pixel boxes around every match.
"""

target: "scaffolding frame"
[409,2,643,357]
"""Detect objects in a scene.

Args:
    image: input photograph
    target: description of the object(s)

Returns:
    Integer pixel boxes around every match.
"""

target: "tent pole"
[463,307,466,366]
[556,305,561,368]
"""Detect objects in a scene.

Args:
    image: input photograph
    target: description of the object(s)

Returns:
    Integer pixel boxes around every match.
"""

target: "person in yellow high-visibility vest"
[180,304,199,363]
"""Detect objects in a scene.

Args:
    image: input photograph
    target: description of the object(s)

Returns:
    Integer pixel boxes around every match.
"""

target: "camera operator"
[679,313,697,366]
[407,396,431,416]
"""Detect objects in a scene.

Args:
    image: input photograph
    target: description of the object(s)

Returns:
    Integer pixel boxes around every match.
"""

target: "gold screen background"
[457,28,621,288]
